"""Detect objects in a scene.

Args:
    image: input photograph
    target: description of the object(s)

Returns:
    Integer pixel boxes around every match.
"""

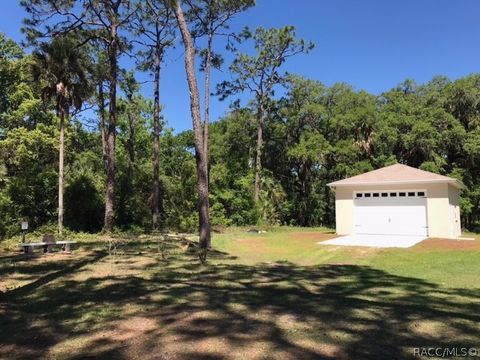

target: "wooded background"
[1,1,479,239]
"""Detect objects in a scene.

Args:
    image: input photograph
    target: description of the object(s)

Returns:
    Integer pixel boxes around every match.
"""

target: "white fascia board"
[327,179,461,189]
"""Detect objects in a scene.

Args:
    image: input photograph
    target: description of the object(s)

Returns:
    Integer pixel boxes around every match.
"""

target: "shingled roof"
[328,164,460,188]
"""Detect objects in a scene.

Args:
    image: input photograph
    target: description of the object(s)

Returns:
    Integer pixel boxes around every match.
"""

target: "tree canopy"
[1,3,480,242]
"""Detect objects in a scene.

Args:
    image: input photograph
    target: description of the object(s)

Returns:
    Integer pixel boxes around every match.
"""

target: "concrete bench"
[18,240,77,254]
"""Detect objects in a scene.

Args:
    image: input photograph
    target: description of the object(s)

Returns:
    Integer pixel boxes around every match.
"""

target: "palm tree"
[32,35,91,236]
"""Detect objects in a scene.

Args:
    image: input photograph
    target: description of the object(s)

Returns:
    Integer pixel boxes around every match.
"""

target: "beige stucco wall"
[334,187,354,235]
[447,184,462,238]
[332,183,456,238]
[426,183,450,238]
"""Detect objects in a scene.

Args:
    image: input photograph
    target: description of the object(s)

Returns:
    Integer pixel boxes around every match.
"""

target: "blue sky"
[1,0,479,132]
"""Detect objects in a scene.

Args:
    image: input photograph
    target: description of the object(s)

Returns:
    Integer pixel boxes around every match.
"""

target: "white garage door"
[353,190,428,236]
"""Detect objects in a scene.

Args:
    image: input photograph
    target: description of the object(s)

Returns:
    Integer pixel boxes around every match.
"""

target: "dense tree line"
[1,1,480,246]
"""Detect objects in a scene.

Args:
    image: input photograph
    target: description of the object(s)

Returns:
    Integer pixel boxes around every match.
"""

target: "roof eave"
[327,179,462,189]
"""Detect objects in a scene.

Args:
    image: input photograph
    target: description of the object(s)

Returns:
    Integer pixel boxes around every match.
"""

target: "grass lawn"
[0,228,479,359]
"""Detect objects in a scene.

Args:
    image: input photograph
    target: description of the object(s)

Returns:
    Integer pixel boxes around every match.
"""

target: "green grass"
[213,228,480,288]
[0,228,479,359]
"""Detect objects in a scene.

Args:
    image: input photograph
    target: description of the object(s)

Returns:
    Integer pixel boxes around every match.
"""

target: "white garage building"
[328,164,462,239]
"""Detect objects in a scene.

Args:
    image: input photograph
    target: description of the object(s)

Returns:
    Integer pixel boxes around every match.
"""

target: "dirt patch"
[47,316,159,359]
[287,232,336,241]
[72,255,158,281]
[414,238,480,250]
[409,320,456,340]
[346,247,383,259]
[235,238,268,254]
[0,251,88,293]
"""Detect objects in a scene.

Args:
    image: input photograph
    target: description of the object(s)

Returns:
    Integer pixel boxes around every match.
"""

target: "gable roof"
[328,164,460,188]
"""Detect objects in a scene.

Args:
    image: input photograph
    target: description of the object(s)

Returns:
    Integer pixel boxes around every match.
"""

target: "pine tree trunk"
[126,102,136,174]
[254,101,265,202]
[174,0,211,254]
[104,25,118,232]
[152,48,162,230]
[58,107,66,237]
[98,82,108,172]
[203,33,212,176]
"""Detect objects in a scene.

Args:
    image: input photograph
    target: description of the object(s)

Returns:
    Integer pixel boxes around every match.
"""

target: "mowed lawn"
[0,228,479,360]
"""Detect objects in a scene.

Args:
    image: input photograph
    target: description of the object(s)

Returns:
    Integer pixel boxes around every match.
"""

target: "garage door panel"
[354,196,428,236]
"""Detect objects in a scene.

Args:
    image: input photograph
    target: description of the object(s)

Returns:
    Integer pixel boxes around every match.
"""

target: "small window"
[381,193,388,197]
[357,193,363,198]
[417,191,425,197]
[373,193,379,197]
[364,193,371,198]
[408,192,415,197]
[390,192,397,197]
[399,192,406,197]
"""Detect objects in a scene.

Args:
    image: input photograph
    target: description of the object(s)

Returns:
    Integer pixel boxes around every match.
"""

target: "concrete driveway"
[318,234,427,248]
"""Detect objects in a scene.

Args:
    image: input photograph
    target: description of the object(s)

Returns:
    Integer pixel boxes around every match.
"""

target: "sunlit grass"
[213,228,480,288]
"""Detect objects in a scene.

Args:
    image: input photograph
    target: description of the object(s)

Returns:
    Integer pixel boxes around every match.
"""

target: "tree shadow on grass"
[0,251,107,283]
[0,249,479,360]
[0,251,107,301]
